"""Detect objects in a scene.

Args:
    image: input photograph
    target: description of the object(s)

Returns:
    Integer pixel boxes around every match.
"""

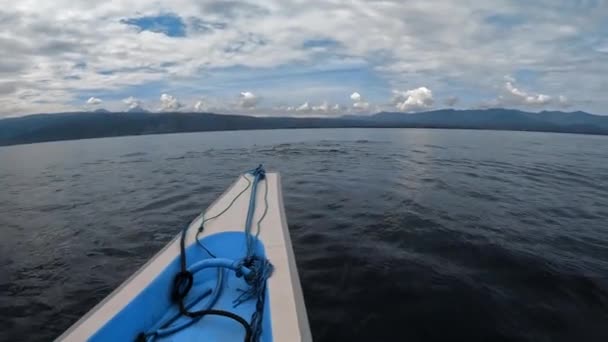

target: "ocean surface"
[1,128,608,341]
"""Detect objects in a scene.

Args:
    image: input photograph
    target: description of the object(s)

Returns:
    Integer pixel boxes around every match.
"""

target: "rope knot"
[171,271,193,302]
[249,164,266,180]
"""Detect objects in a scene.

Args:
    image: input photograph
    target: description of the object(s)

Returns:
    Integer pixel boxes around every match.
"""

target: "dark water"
[1,128,608,341]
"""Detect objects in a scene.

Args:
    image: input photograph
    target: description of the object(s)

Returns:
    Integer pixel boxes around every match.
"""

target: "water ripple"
[1,129,607,342]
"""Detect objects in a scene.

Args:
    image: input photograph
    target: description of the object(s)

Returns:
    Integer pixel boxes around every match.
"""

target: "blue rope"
[143,166,273,342]
[234,257,274,342]
[238,165,274,341]
[244,165,266,259]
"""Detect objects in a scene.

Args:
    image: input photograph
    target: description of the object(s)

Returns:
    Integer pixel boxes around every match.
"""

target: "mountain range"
[0,108,607,146]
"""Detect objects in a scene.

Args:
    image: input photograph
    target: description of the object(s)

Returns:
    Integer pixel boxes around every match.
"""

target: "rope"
[196,175,252,257]
[139,166,273,342]
[238,165,274,341]
[244,165,266,259]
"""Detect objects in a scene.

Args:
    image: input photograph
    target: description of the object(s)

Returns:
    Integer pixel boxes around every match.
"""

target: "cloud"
[504,81,551,105]
[392,87,434,112]
[0,82,18,95]
[503,75,516,83]
[501,78,570,108]
[279,101,338,115]
[296,101,311,112]
[0,0,606,116]
[350,92,370,111]
[193,97,227,112]
[86,97,102,106]
[294,101,331,113]
[312,101,329,112]
[194,100,207,112]
[480,78,571,109]
[159,93,183,111]
[239,91,259,109]
[123,96,145,112]
[444,96,459,107]
[353,101,370,111]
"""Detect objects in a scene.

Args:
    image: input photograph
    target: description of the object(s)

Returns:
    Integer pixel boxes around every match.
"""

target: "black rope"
[170,223,253,342]
[136,177,258,342]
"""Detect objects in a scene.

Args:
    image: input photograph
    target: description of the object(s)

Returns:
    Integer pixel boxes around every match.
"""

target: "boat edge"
[275,173,313,342]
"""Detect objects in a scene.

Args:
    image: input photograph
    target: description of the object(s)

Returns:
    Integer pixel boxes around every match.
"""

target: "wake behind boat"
[57,166,311,341]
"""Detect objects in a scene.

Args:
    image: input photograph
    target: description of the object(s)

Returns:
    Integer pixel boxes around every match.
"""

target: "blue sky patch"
[121,14,186,37]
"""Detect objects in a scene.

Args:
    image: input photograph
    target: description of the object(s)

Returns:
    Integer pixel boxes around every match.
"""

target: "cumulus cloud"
[123,96,145,112]
[86,97,102,106]
[159,93,183,111]
[350,92,370,111]
[281,101,338,114]
[312,101,329,112]
[239,91,259,109]
[194,100,207,112]
[499,78,570,108]
[480,78,571,109]
[296,101,311,112]
[392,87,434,112]
[504,81,551,106]
[193,97,226,112]
[353,101,370,111]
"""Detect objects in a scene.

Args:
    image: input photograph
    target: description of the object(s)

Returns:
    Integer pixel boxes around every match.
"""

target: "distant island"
[1,108,607,146]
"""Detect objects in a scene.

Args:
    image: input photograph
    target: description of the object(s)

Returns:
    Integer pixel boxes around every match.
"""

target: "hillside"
[0,109,606,146]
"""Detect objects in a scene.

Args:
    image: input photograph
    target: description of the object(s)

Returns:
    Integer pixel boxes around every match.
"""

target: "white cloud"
[159,93,182,111]
[312,101,329,112]
[239,91,259,109]
[296,101,311,112]
[502,79,572,108]
[192,97,227,112]
[480,79,570,109]
[0,0,606,116]
[504,81,552,105]
[275,101,339,115]
[194,100,207,112]
[392,87,434,112]
[350,92,370,112]
[123,96,145,111]
[86,97,102,106]
[352,101,370,111]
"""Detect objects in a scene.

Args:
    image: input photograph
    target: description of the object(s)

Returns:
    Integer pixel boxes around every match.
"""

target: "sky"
[0,0,607,117]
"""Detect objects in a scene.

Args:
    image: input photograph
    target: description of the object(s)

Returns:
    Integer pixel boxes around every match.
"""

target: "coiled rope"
[138,165,273,342]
